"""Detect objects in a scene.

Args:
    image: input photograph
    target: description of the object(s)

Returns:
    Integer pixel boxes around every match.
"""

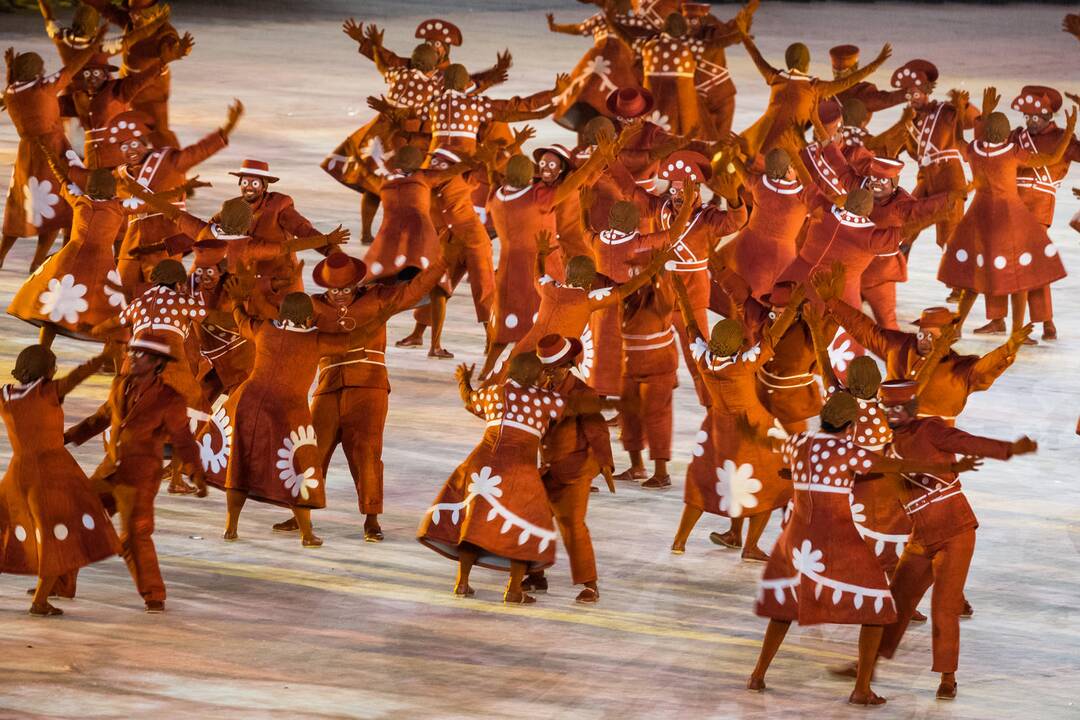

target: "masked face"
[429,156,450,171]
[538,152,563,184]
[915,326,940,356]
[867,176,894,200]
[121,138,150,165]
[427,40,448,63]
[193,265,221,291]
[239,175,266,202]
[542,363,571,387]
[667,179,685,211]
[127,350,161,377]
[884,403,913,428]
[1026,113,1052,133]
[326,285,356,309]
[906,88,930,110]
[80,67,109,93]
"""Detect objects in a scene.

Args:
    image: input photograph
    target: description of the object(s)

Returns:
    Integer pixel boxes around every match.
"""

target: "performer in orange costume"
[828,44,906,124]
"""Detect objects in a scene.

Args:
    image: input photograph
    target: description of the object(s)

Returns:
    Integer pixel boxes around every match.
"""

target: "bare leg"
[711,516,744,549]
[30,575,61,616]
[292,507,322,547]
[30,229,60,273]
[504,559,535,604]
[38,323,57,349]
[224,489,247,540]
[849,624,887,705]
[427,291,452,358]
[615,450,646,482]
[741,512,772,562]
[671,504,703,553]
[455,545,478,596]
[747,619,791,691]
[395,321,427,347]
[360,191,380,245]
[0,234,18,269]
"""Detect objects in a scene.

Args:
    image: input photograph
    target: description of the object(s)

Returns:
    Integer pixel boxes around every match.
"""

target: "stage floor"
[1,2,1079,717]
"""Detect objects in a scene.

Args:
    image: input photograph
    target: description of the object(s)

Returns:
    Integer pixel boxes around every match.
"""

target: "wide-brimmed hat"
[228,159,279,183]
[415,18,462,46]
[129,331,178,361]
[532,144,573,165]
[606,87,655,119]
[537,334,583,365]
[911,306,953,329]
[1012,85,1062,115]
[313,252,367,289]
[192,239,228,268]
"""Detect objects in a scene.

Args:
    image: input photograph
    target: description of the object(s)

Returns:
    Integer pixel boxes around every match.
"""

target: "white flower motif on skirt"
[38,274,88,323]
[198,406,233,474]
[574,323,595,381]
[646,110,671,133]
[791,539,826,575]
[122,196,144,210]
[828,328,858,373]
[24,176,60,229]
[715,459,762,517]
[104,269,127,309]
[276,425,320,499]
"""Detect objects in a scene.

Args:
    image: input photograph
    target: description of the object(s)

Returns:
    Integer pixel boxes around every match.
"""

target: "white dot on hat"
[993,256,1007,270]
[1026,95,1034,103]
[1019,252,1032,266]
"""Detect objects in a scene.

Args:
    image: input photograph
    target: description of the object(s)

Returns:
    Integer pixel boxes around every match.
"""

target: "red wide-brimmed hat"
[537,334,583,365]
[867,156,904,179]
[313,252,367,289]
[229,159,279,183]
[606,87,655,119]
[890,60,938,91]
[818,98,843,125]
[1012,85,1062,115]
[83,52,119,72]
[105,110,154,145]
[192,239,228,268]
[532,144,573,165]
[911,306,953,328]
[659,150,712,183]
[129,331,178,361]
[415,18,463,46]
[829,44,860,71]
[878,379,917,406]
[681,2,712,18]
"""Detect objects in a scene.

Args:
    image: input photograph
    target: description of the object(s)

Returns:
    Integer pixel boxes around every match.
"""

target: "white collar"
[762,176,804,195]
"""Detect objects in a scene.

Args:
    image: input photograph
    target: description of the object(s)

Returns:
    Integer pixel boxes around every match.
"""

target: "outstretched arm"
[1024,105,1078,167]
[738,24,779,83]
[803,301,839,389]
[671,274,705,341]
[816,44,892,98]
[55,349,110,400]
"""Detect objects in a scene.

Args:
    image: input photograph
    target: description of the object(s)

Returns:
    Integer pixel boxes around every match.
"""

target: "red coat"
[755,319,821,425]
[1011,123,1080,226]
[84,68,161,167]
[622,279,678,380]
[732,174,813,299]
[904,101,978,195]
[638,34,708,136]
[541,375,613,484]
[553,13,639,126]
[835,81,906,124]
[862,188,950,287]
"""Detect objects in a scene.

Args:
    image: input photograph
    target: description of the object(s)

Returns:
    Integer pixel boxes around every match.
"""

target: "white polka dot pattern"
[121,286,206,336]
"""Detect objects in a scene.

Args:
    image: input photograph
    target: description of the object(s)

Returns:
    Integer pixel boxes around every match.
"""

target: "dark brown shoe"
[936,680,957,700]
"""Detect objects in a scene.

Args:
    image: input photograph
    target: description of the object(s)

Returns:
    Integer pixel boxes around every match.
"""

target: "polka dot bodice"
[639,35,706,78]
[121,285,206,337]
[850,398,893,450]
[469,380,566,438]
[385,67,441,110]
[427,89,495,139]
[782,432,878,494]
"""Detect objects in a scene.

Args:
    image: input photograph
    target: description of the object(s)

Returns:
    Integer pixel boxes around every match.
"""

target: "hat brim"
[605,89,655,119]
[313,256,367,288]
[229,170,279,182]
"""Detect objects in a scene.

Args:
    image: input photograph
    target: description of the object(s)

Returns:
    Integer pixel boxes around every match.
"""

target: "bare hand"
[182,175,212,194]
[877,43,892,63]
[546,12,556,30]
[554,72,572,95]
[222,99,244,137]
[363,23,384,48]
[324,225,350,246]
[535,229,553,256]
[342,18,365,43]
[512,124,536,147]
[981,86,1000,116]
[161,32,195,63]
[1063,13,1080,40]
[952,456,982,474]
[1065,105,1078,132]
[1011,436,1038,455]
[455,362,476,384]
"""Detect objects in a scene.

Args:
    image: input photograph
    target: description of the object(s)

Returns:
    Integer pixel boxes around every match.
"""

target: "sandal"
[427,347,455,359]
[29,602,63,617]
[502,590,536,605]
[575,587,599,604]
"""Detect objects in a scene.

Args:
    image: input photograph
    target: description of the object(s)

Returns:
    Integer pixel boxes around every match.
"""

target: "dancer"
[685,0,757,139]
[522,334,615,603]
[834,380,1037,700]
[671,277,803,560]
[747,390,978,705]
[65,333,207,613]
[938,88,1075,341]
[1,37,104,271]
[829,44,906,123]
[0,344,120,617]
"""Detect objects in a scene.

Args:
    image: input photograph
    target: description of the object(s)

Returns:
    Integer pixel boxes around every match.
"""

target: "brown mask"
[566,255,597,288]
[709,318,745,357]
[846,355,882,399]
[279,292,314,325]
[410,44,438,73]
[985,112,1011,143]
[151,258,187,286]
[842,98,868,128]
[821,391,859,430]
[443,64,470,91]
[785,43,810,73]
[508,352,542,386]
[12,52,44,83]
[393,145,424,172]
[72,6,100,36]
[664,12,688,38]
[844,188,874,217]
[87,169,116,200]
[582,116,616,146]
[219,197,253,235]
[608,200,639,233]
[504,155,535,188]
[12,344,56,384]
[764,148,791,179]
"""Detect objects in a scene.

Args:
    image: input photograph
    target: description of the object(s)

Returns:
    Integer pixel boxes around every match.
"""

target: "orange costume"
[685,3,742,138]
[829,45,906,124]
[82,53,168,168]
[425,86,554,158]
[418,378,567,572]
[0,359,119,582]
[310,254,448,518]
[65,335,202,606]
[731,172,813,300]
[755,285,821,433]
[635,32,711,136]
[8,182,130,340]
[187,241,254,401]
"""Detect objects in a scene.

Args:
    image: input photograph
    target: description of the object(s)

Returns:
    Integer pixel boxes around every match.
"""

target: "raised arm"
[761,284,805,351]
[802,301,839,389]
[816,44,892,99]
[546,13,589,35]
[671,275,704,341]
[470,50,512,93]
[737,23,779,83]
[1024,105,1078,167]
[55,349,110,400]
[813,263,902,360]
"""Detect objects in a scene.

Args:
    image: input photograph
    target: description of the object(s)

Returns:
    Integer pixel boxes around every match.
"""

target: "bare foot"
[272,517,299,533]
[302,534,323,548]
[709,530,742,549]
[222,529,238,541]
[741,546,770,563]
[746,676,766,692]
[848,688,887,706]
[428,347,454,359]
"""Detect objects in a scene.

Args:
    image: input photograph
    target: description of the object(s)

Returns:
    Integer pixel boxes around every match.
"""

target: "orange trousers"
[878,528,976,673]
[414,223,495,324]
[619,373,675,461]
[984,286,1052,323]
[312,387,389,515]
[542,472,597,585]
[862,281,899,330]
[111,457,167,603]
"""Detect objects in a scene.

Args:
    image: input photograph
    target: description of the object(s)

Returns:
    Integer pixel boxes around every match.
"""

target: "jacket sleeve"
[162,389,201,468]
[64,401,111,446]
[931,423,1013,461]
[274,195,318,239]
[962,343,1016,393]
[172,129,229,174]
[825,297,908,361]
[582,412,615,469]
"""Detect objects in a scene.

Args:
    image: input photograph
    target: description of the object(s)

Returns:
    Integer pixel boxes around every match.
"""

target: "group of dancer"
[2,0,1078,708]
